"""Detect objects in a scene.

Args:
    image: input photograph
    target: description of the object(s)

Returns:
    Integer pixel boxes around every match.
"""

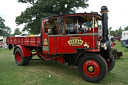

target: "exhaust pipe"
[101,6,109,42]
[100,6,114,59]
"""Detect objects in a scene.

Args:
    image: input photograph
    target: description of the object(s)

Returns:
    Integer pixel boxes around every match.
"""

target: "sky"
[0,0,28,33]
[0,0,128,33]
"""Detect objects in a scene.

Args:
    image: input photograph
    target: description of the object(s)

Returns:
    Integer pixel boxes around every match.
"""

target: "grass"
[0,41,128,85]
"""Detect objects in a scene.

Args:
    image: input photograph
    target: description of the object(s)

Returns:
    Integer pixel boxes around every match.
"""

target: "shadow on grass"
[29,60,79,76]
[98,72,118,84]
[27,60,121,84]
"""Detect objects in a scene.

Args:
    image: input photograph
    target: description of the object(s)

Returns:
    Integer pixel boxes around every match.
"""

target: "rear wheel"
[78,54,108,83]
[15,48,31,66]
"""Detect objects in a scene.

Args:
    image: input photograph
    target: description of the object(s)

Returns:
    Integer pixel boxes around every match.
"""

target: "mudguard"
[14,45,31,57]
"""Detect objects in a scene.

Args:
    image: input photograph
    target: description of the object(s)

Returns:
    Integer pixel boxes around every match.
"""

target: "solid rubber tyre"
[106,55,115,72]
[15,48,31,66]
[78,54,108,83]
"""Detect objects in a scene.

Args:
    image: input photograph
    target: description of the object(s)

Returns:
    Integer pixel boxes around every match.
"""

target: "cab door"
[42,19,49,54]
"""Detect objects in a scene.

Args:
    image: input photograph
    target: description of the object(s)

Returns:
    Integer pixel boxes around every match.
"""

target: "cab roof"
[49,13,102,21]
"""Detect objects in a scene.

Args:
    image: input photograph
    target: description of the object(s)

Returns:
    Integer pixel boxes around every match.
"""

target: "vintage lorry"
[7,6,115,82]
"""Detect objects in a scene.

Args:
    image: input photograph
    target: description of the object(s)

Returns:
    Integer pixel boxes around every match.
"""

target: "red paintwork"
[41,20,99,55]
[41,14,101,55]
[7,36,41,47]
[7,13,101,64]
[42,20,49,54]
[56,57,65,64]
[15,45,31,57]
[56,36,98,54]
[16,52,22,62]
[112,43,116,47]
[38,53,65,64]
[40,54,52,58]
[51,55,65,64]
[45,35,98,54]
[87,49,100,52]
[82,60,100,78]
[49,37,56,54]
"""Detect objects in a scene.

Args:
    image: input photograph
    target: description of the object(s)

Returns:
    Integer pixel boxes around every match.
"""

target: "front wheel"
[78,54,108,83]
[15,48,31,66]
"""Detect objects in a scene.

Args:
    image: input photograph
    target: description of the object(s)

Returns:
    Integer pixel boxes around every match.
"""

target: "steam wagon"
[7,6,115,82]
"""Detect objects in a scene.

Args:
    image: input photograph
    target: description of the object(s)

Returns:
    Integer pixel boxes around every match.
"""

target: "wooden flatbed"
[7,36,41,47]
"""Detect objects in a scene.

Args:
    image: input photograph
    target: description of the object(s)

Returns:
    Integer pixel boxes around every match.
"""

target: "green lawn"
[0,41,128,85]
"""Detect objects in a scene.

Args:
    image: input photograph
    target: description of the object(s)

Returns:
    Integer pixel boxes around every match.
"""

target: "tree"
[108,27,115,36]
[114,27,122,36]
[16,0,89,34]
[90,11,98,14]
[124,26,128,30]
[0,17,11,37]
[0,17,5,28]
[13,28,21,36]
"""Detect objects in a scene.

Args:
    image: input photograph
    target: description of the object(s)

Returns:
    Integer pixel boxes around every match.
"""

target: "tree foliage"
[116,27,122,35]
[110,30,115,36]
[124,26,128,30]
[0,17,11,37]
[110,27,122,36]
[0,17,5,28]
[16,0,89,34]
[13,28,21,36]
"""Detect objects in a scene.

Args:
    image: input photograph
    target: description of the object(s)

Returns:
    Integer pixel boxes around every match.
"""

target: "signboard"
[68,37,83,46]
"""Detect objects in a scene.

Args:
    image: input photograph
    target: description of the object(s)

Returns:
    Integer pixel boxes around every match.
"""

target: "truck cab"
[42,13,102,54]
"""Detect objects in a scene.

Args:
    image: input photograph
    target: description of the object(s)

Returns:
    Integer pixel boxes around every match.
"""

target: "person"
[52,26,58,35]
[73,24,77,34]
[48,29,52,35]
[79,23,85,33]
[73,23,80,34]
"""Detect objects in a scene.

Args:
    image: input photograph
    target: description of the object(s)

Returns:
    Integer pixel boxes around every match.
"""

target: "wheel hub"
[82,60,101,78]
[87,66,94,73]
